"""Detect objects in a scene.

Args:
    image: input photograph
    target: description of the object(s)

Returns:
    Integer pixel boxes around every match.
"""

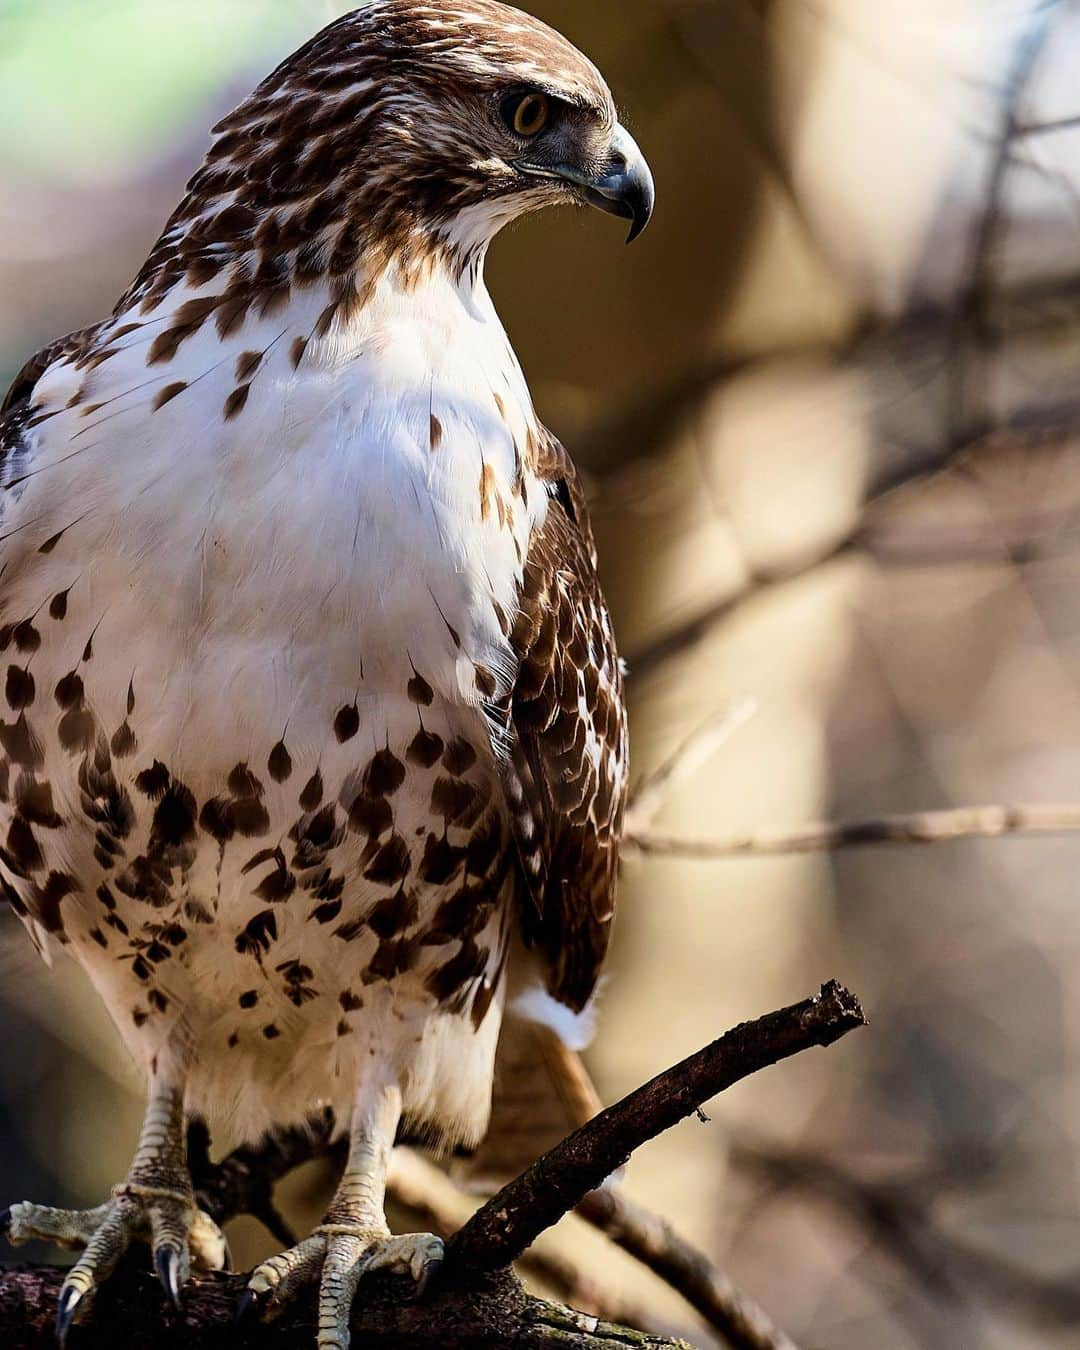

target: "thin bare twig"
[578,1186,801,1350]
[625,803,1080,859]
[621,418,1080,687]
[626,700,758,836]
[1016,112,1080,136]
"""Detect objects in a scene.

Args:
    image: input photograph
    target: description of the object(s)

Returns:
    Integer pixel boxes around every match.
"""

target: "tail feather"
[454,1012,602,1193]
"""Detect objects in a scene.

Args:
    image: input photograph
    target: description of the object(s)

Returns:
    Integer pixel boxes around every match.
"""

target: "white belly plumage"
[0,274,547,1148]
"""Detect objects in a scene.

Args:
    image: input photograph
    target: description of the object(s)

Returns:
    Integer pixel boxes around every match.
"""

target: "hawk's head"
[167,0,653,298]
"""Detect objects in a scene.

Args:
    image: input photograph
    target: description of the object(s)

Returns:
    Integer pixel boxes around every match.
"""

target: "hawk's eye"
[504,92,550,139]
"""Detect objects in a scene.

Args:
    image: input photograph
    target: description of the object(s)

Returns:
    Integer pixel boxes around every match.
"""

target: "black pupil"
[518,96,544,133]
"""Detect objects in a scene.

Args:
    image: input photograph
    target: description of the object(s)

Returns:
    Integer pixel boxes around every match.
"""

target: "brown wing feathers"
[502,434,628,1013]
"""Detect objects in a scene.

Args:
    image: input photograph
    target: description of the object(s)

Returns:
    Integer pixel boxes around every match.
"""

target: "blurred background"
[4,1,1080,1346]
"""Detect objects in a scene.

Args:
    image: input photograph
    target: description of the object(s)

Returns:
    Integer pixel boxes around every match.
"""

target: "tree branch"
[392,1142,799,1350]
[577,1187,801,1350]
[448,982,867,1273]
[1,985,865,1348]
[0,1263,690,1350]
[387,1147,674,1341]
[192,1098,791,1346]
[625,803,1080,859]
[947,1,1061,444]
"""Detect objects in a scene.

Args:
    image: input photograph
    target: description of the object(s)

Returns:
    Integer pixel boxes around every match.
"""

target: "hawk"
[0,3,651,1345]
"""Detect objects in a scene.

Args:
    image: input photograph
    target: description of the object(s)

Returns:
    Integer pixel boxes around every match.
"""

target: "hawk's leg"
[241,1067,443,1350]
[2,1073,228,1342]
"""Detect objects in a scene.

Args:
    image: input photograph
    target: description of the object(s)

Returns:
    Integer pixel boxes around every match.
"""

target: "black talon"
[155,1244,183,1310]
[55,1285,83,1346]
[234,1288,263,1327]
[414,1260,440,1299]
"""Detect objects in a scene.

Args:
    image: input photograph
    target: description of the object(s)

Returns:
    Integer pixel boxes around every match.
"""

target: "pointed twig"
[448,983,867,1274]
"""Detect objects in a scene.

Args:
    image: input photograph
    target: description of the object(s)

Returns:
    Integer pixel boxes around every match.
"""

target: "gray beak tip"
[625,207,651,245]
[600,123,654,245]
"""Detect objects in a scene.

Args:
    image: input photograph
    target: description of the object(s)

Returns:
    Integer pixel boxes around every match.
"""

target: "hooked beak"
[576,124,655,244]
[515,123,656,244]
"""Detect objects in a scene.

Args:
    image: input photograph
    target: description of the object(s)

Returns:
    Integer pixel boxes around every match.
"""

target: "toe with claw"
[4,1186,228,1342]
[242,1226,444,1350]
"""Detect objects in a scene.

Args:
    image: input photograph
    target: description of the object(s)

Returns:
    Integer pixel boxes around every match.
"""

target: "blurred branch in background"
[625,701,760,837]
[628,802,1080,859]
[946,0,1064,444]
[733,1139,1080,1334]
